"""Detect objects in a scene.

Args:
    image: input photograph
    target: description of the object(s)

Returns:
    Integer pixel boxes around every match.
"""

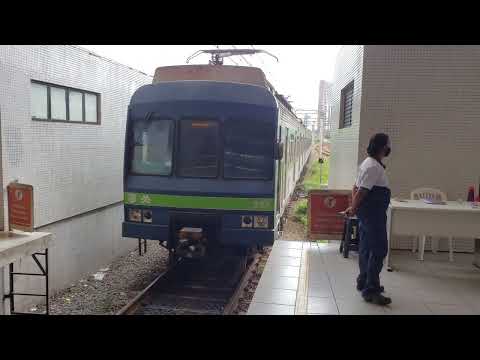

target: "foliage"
[294,199,308,226]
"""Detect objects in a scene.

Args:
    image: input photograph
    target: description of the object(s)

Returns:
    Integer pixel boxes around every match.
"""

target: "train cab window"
[224,119,274,180]
[177,119,219,178]
[130,115,174,176]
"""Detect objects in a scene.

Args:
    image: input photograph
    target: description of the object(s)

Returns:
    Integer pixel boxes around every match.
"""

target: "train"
[122,50,313,261]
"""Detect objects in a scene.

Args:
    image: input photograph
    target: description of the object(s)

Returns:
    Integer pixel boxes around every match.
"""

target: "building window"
[340,81,354,128]
[31,82,48,119]
[50,87,67,120]
[31,80,100,124]
[85,93,98,123]
[69,90,83,122]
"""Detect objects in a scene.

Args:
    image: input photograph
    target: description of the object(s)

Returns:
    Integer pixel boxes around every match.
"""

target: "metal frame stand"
[4,249,49,315]
[0,267,4,315]
[339,217,359,258]
[474,238,480,269]
[138,238,147,256]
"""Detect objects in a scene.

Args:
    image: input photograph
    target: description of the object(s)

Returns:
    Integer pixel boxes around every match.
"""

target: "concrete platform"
[0,231,52,315]
[247,240,480,315]
[0,232,52,267]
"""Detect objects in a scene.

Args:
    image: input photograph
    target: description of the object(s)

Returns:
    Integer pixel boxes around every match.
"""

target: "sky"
[79,45,341,110]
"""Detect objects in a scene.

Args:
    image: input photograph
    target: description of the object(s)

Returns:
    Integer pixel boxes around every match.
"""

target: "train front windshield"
[177,120,219,178]
[224,119,274,180]
[130,115,174,176]
[128,115,274,180]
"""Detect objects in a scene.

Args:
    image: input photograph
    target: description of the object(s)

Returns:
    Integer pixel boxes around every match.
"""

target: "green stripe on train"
[124,192,275,211]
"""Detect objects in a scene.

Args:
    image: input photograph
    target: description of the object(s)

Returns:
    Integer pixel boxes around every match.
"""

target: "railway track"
[117,252,260,315]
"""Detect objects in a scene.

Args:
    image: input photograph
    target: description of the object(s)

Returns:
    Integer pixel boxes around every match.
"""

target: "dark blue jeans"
[356,216,388,296]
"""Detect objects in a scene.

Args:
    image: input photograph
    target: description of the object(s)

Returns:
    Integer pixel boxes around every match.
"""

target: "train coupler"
[175,227,207,259]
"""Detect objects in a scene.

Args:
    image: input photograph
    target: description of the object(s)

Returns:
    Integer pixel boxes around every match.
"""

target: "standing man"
[345,133,392,306]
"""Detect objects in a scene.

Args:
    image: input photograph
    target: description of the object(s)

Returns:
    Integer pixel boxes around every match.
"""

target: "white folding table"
[0,231,52,315]
[386,199,480,271]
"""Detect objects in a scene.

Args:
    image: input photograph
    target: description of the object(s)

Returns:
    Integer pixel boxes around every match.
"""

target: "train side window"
[276,126,283,212]
[177,119,219,178]
[130,115,174,176]
[290,134,294,163]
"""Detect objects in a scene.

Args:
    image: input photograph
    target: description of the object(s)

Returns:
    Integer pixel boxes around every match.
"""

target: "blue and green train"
[122,64,312,258]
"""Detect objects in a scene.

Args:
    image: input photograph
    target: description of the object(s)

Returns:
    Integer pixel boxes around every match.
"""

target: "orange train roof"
[152,65,268,88]
[152,64,297,115]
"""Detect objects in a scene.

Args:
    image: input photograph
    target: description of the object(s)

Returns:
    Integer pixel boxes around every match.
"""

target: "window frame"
[128,114,176,177]
[31,80,101,125]
[30,81,49,120]
[223,117,275,181]
[84,92,100,123]
[339,80,354,129]
[276,125,283,212]
[175,117,221,179]
[49,85,68,121]
[68,89,84,122]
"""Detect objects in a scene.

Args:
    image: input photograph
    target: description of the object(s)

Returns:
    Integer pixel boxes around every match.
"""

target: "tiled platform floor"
[247,240,480,315]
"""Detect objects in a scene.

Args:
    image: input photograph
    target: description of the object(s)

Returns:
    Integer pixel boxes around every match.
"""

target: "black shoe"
[363,293,392,306]
[357,283,384,293]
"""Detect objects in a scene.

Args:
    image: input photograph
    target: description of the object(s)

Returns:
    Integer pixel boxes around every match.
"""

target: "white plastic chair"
[410,188,454,262]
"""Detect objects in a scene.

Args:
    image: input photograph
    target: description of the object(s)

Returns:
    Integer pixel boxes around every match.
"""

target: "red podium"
[308,190,351,240]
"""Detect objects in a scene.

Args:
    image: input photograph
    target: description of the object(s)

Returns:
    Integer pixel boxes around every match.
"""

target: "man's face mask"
[384,139,391,157]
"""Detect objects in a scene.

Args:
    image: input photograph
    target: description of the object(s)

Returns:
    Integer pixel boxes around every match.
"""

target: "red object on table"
[468,186,475,202]
[478,179,480,202]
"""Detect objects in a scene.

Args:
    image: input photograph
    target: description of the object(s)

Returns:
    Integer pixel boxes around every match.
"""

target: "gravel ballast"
[37,243,169,315]
[233,247,271,315]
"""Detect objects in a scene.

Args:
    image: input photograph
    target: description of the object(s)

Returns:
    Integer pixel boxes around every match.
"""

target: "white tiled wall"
[361,45,480,201]
[40,203,128,293]
[0,46,152,309]
[328,46,365,190]
[317,80,330,157]
[358,45,480,251]
[0,45,152,228]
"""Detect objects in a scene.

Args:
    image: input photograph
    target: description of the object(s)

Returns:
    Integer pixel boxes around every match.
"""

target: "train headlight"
[143,209,153,223]
[128,208,142,222]
[254,216,269,229]
[241,215,253,228]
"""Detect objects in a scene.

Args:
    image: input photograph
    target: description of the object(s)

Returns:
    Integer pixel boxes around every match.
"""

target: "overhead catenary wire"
[214,45,240,66]
[232,45,252,67]
[218,45,240,65]
[200,46,293,113]
[231,45,249,66]
[250,45,266,66]
[249,46,313,128]
[249,44,280,96]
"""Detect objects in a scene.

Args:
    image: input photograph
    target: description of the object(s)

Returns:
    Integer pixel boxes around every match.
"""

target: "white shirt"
[355,157,389,190]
